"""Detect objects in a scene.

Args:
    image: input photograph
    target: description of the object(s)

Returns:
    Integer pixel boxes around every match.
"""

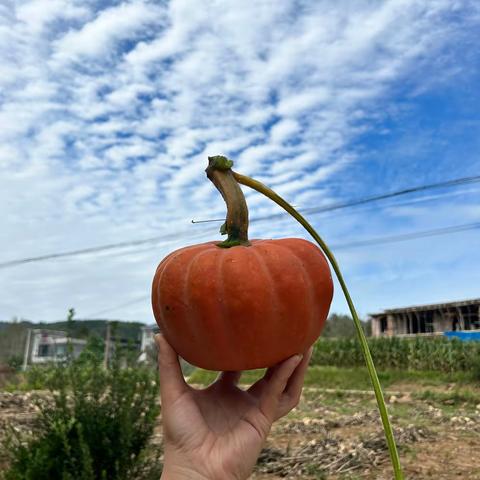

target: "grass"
[413,388,480,406]
[187,366,478,391]
[303,464,327,479]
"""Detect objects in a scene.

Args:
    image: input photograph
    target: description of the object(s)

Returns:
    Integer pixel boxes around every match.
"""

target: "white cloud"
[16,0,90,34]
[0,0,478,321]
[270,119,301,144]
[52,1,164,64]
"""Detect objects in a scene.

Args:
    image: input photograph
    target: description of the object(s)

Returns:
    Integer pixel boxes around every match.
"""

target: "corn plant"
[311,336,480,373]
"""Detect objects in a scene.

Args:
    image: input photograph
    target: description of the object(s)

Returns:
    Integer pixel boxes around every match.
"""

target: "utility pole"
[22,329,32,372]
[103,322,111,369]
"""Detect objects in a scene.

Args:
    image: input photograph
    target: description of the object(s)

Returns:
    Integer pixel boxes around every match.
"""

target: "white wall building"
[138,324,159,362]
[23,329,87,369]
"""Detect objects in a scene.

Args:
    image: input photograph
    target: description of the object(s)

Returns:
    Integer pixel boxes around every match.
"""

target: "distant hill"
[321,314,371,338]
[0,319,146,341]
[1,314,370,341]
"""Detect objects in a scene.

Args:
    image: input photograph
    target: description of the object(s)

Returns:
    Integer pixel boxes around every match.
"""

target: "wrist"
[161,463,211,480]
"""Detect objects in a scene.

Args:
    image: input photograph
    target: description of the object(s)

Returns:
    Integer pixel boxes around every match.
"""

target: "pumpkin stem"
[231,169,404,480]
[206,156,251,248]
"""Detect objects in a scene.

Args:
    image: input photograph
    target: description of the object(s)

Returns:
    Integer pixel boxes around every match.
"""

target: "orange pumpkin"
[151,156,333,371]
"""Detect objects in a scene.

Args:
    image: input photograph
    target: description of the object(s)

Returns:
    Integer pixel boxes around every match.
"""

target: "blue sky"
[0,0,479,323]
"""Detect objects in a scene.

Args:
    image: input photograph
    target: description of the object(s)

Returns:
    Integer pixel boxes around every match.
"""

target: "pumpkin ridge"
[189,245,225,368]
[155,242,212,275]
[289,242,325,336]
[155,244,206,340]
[182,248,212,352]
[217,247,234,369]
[249,245,282,363]
[270,241,316,346]
[154,255,177,340]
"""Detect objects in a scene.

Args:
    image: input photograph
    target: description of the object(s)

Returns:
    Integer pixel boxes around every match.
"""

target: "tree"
[322,313,370,338]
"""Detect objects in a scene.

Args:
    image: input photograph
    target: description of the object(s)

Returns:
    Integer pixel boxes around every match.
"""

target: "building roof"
[369,298,480,318]
[32,329,87,344]
[39,337,87,345]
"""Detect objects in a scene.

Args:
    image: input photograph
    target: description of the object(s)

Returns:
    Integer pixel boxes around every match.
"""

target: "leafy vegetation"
[312,336,480,373]
[188,337,480,388]
[1,337,161,480]
[188,365,476,391]
[321,314,371,338]
[413,388,480,406]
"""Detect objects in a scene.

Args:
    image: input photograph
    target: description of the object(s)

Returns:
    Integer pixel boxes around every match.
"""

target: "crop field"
[2,365,480,479]
[251,385,480,479]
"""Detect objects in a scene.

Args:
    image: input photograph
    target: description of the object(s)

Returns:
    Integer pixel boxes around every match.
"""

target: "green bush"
[1,339,161,480]
[472,354,480,381]
[6,355,23,372]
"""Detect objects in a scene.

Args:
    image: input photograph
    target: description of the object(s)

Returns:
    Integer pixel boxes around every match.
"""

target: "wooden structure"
[370,298,480,337]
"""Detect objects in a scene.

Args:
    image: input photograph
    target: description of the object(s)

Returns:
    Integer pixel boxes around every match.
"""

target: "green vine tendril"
[231,169,404,480]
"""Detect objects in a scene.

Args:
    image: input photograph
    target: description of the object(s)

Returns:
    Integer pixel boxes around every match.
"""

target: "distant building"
[370,298,480,338]
[137,324,195,374]
[138,324,159,362]
[24,329,87,368]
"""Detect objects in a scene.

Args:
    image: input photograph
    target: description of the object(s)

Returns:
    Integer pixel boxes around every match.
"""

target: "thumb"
[156,334,188,407]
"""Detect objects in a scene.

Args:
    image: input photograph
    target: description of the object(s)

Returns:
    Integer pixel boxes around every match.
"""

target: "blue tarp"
[444,331,480,341]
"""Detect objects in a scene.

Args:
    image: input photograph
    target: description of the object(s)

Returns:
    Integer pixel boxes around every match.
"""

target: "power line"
[0,229,210,269]
[82,295,150,319]
[1,174,479,269]
[298,175,480,217]
[331,221,480,250]
[54,219,480,267]
[0,237,165,269]
[74,221,480,321]
[192,174,480,224]
[101,220,480,257]
[296,186,480,222]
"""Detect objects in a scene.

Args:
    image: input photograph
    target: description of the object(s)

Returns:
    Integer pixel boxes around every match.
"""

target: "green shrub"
[472,354,480,381]
[22,364,60,390]
[1,340,161,480]
[6,355,23,372]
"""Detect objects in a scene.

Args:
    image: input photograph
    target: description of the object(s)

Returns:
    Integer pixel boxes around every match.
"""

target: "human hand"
[156,334,313,480]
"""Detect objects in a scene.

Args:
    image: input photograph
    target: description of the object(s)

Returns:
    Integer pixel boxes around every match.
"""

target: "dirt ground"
[1,384,480,479]
[250,384,480,479]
